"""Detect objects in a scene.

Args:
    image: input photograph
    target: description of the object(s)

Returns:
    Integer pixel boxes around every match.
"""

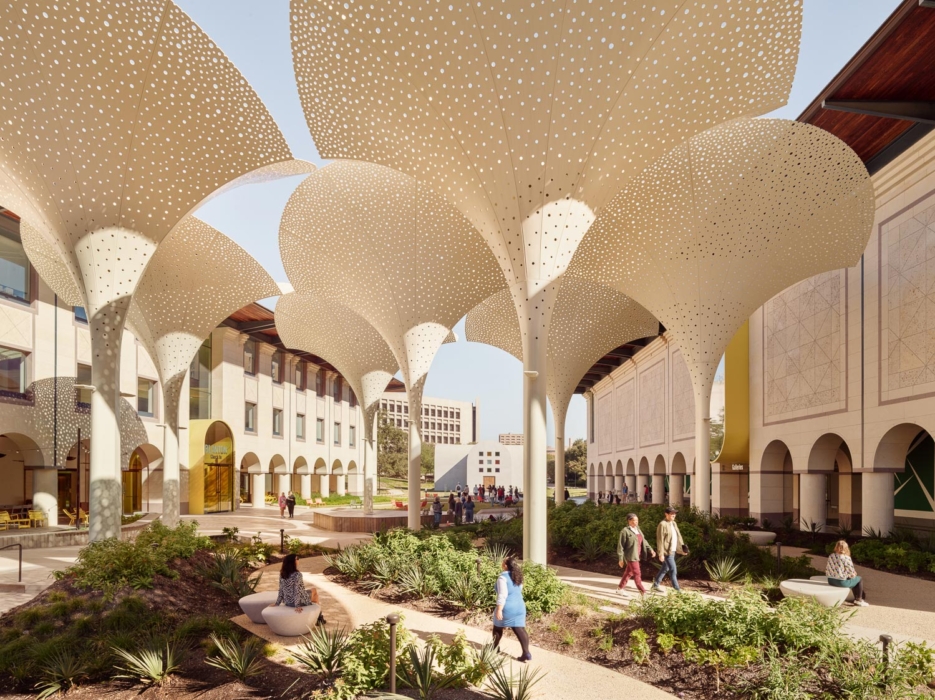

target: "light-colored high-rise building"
[379,391,477,446]
[499,433,524,446]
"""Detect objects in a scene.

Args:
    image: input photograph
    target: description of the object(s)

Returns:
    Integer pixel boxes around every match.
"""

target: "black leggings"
[492,625,530,657]
[852,579,865,601]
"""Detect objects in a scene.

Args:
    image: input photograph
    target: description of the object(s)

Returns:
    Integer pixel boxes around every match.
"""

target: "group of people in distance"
[598,483,661,505]
[616,507,869,606]
[277,491,297,518]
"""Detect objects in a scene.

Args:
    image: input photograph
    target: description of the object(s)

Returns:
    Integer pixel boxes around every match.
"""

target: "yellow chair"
[28,509,47,528]
[12,511,30,529]
[0,511,10,531]
[62,508,77,527]
[78,508,90,528]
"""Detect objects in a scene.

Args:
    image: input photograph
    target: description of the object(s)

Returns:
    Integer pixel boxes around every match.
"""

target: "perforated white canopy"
[568,117,875,510]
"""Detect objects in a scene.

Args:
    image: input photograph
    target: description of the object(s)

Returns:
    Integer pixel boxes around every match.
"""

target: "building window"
[189,337,211,420]
[296,360,307,392]
[403,404,408,415]
[0,225,30,303]
[296,414,306,440]
[0,346,27,394]
[478,459,484,464]
[495,467,500,473]
[333,422,341,446]
[137,378,156,417]
[349,390,357,408]
[495,452,500,457]
[316,371,324,396]
[349,425,356,447]
[73,306,88,323]
[272,408,283,437]
[316,417,324,443]
[333,377,341,402]
[271,350,284,384]
[244,339,257,375]
[76,363,92,406]
[245,402,257,433]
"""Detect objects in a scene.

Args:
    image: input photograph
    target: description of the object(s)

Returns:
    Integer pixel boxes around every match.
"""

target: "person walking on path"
[564,488,570,501]
[617,513,655,595]
[493,556,532,662]
[643,485,650,503]
[622,483,629,500]
[278,492,287,518]
[448,493,456,516]
[454,497,463,526]
[286,491,297,519]
[465,495,475,523]
[432,495,443,528]
[653,507,685,592]
[826,540,869,606]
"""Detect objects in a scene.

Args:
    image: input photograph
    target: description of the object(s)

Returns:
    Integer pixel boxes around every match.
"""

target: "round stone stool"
[261,603,321,636]
[238,591,278,624]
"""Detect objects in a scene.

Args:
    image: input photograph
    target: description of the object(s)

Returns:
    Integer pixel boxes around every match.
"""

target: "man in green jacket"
[617,513,655,595]
[653,507,686,592]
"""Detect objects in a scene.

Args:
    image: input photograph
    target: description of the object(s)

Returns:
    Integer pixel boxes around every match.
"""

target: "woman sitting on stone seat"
[826,541,868,607]
[270,554,327,623]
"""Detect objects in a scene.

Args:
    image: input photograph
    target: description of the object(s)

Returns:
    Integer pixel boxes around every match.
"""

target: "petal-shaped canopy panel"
[291,0,802,284]
[568,118,875,396]
[126,217,281,389]
[280,160,505,390]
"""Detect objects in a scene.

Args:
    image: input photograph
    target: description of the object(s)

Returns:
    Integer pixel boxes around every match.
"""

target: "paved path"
[181,509,372,550]
[235,557,677,699]
[0,545,80,614]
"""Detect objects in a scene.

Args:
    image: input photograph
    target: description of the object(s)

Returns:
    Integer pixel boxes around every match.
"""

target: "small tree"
[709,407,725,461]
[565,439,588,487]
[377,410,408,479]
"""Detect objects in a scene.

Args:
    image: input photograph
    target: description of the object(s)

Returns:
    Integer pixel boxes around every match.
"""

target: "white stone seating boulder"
[740,530,776,546]
[238,591,278,624]
[261,603,321,636]
[809,575,855,602]
[779,578,850,607]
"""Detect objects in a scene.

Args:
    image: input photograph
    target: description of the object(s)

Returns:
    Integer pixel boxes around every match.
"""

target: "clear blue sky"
[181,0,901,445]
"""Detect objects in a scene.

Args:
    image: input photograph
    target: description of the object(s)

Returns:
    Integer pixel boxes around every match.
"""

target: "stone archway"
[871,423,932,536]
[126,443,163,515]
[625,458,636,499]
[670,452,687,507]
[751,439,794,527]
[637,457,650,503]
[805,433,856,532]
[330,459,346,496]
[293,457,310,499]
[652,454,666,504]
[240,452,263,508]
[0,433,54,524]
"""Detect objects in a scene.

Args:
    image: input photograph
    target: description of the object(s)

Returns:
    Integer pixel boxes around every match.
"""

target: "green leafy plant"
[629,629,651,665]
[34,649,88,699]
[397,562,434,599]
[448,574,485,609]
[397,643,458,700]
[222,526,240,542]
[205,633,265,682]
[341,618,413,694]
[485,662,545,700]
[196,547,260,598]
[112,639,185,685]
[293,625,348,681]
[656,633,676,654]
[704,556,744,584]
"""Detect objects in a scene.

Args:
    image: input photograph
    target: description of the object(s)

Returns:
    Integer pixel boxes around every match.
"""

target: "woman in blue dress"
[493,556,532,662]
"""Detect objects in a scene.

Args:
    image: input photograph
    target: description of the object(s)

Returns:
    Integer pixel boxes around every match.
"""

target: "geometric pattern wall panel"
[765,270,847,421]
[569,117,875,405]
[671,350,696,441]
[614,378,636,453]
[880,190,935,404]
[291,0,802,288]
[639,360,666,448]
[597,392,613,456]
[895,431,935,520]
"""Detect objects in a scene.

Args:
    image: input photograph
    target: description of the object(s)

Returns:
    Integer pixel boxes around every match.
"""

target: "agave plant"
[293,625,348,681]
[483,542,513,563]
[112,639,185,685]
[704,556,745,584]
[485,662,546,700]
[361,557,399,593]
[448,574,485,609]
[834,518,855,540]
[34,650,88,699]
[397,644,458,700]
[397,562,434,599]
[205,633,265,682]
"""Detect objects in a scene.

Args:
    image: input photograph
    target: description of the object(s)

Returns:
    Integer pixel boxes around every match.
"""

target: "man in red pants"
[617,513,655,595]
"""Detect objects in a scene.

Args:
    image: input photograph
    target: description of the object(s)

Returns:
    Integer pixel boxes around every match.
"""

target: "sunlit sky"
[181,0,901,445]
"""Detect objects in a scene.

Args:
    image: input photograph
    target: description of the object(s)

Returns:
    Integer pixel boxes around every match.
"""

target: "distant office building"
[499,433,524,446]
[434,440,523,493]
[379,391,478,445]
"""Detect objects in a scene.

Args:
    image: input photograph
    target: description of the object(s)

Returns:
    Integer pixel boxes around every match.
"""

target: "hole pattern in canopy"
[291,0,801,284]
[126,215,281,401]
[466,277,658,428]
[567,117,875,396]
[279,159,505,389]
[276,291,399,438]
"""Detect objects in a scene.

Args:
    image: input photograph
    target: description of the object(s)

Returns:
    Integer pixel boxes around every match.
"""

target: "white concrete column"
[799,473,828,531]
[636,474,650,501]
[363,410,378,514]
[319,472,331,498]
[408,420,421,529]
[694,382,712,513]
[161,378,182,527]
[33,468,58,528]
[750,471,788,525]
[251,473,265,508]
[277,473,290,495]
[669,474,684,507]
[300,474,312,500]
[625,474,636,496]
[336,473,347,496]
[652,475,665,504]
[861,472,894,537]
[347,473,364,495]
[554,434,566,505]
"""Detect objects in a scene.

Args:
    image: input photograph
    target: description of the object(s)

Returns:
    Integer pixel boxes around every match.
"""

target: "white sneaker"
[855,600,869,607]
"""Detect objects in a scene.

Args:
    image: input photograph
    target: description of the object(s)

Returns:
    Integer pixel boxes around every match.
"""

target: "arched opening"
[330,459,346,496]
[754,439,794,527]
[0,433,47,520]
[805,433,857,531]
[670,452,688,507]
[269,454,288,498]
[874,423,933,536]
[124,444,162,515]
[652,454,666,505]
[292,457,309,498]
[202,421,234,513]
[597,462,605,494]
[625,458,636,500]
[614,459,624,494]
[239,452,261,503]
[347,460,362,496]
[315,457,330,498]
[637,456,650,503]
